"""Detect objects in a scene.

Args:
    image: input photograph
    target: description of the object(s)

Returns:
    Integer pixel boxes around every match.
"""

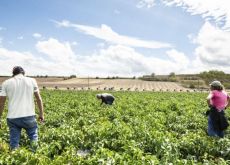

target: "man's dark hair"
[12,66,25,76]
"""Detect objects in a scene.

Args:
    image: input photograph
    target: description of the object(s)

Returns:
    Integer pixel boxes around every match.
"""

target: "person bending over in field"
[206,80,230,138]
[96,93,115,105]
[0,66,44,151]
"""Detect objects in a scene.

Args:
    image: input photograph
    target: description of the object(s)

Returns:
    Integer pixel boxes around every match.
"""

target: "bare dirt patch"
[0,77,191,91]
[39,78,188,91]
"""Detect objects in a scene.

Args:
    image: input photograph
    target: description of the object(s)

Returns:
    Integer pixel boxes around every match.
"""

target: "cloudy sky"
[0,0,230,77]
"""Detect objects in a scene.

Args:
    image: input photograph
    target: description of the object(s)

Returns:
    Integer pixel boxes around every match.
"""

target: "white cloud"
[33,33,42,39]
[162,0,230,30]
[0,39,78,76]
[74,45,191,76]
[137,0,230,30]
[193,22,230,68]
[137,0,156,8]
[53,20,70,27]
[166,49,189,69]
[0,37,192,76]
[36,38,76,64]
[135,0,230,73]
[54,20,172,49]
[0,47,42,75]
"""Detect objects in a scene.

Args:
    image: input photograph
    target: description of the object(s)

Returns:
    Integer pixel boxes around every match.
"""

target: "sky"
[0,0,230,77]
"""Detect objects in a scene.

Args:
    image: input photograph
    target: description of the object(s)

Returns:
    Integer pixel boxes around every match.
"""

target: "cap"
[209,80,223,87]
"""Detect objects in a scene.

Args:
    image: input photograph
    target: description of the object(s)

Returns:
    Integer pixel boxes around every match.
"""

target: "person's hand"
[38,115,44,123]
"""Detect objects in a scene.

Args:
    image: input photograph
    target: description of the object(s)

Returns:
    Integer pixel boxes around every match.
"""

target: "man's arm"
[34,92,44,122]
[0,96,6,128]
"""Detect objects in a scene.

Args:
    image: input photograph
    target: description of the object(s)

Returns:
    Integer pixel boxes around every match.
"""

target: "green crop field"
[0,91,230,164]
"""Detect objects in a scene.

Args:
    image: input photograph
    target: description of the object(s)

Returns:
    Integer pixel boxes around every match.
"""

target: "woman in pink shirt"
[207,80,230,138]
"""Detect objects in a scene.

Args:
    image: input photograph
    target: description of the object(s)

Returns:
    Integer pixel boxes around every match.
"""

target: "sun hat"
[209,80,223,87]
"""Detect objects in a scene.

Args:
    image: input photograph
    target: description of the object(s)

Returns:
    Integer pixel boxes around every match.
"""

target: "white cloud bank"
[0,38,77,76]
[162,0,230,30]
[2,24,229,76]
[0,38,190,76]
[36,38,75,63]
[139,0,230,30]
[193,22,230,70]
[136,0,230,73]
[75,45,190,76]
[1,1,230,76]
[0,48,40,75]
[54,20,172,49]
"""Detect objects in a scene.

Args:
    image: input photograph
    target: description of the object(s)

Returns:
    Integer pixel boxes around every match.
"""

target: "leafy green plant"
[0,91,229,164]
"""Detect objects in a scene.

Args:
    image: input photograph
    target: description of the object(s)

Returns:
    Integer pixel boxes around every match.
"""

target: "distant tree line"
[95,76,136,79]
[140,72,177,82]
[140,70,230,89]
[35,75,77,80]
[199,70,230,89]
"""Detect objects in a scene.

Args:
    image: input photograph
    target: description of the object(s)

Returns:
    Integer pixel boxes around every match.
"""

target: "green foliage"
[199,70,230,89]
[169,72,176,78]
[0,91,230,164]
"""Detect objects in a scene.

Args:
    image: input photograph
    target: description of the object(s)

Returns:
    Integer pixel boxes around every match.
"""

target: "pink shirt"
[207,90,230,111]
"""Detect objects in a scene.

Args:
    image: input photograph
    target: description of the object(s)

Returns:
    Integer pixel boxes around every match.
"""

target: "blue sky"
[0,0,230,76]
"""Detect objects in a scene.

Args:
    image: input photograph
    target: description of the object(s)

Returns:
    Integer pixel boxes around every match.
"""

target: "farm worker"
[207,80,230,138]
[96,93,115,105]
[0,66,44,151]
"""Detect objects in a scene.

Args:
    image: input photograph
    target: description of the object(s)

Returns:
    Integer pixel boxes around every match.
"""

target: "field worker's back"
[207,90,229,111]
[0,74,39,118]
[101,93,115,105]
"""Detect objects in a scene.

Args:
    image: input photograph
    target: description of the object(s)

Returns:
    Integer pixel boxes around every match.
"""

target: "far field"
[0,77,194,91]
